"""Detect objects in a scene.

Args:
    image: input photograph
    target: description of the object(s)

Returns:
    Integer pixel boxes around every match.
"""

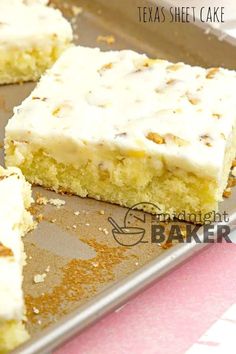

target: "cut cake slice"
[0,166,34,353]
[0,0,73,84]
[5,46,236,222]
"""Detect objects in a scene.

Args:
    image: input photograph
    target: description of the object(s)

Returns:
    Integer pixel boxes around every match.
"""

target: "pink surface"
[55,243,236,354]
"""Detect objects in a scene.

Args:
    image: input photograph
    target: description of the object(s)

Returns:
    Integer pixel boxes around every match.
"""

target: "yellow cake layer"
[0,321,29,354]
[0,42,71,85]
[6,141,235,223]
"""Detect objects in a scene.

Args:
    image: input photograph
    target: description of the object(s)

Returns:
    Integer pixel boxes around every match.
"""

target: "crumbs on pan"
[96,34,116,45]
[48,198,66,208]
[26,239,128,324]
[35,193,65,208]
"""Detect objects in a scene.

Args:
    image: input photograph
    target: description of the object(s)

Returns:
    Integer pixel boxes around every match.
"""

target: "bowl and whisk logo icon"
[108,202,161,246]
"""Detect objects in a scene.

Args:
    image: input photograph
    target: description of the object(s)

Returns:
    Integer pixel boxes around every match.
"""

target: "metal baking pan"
[0,0,235,353]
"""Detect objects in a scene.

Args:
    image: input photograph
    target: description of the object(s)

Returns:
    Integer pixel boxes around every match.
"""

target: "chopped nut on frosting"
[212,113,222,119]
[165,134,189,147]
[206,67,219,79]
[199,134,213,147]
[146,132,165,144]
[0,242,13,257]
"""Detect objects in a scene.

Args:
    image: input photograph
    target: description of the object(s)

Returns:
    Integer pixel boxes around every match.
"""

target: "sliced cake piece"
[0,0,73,85]
[5,46,236,222]
[0,166,34,353]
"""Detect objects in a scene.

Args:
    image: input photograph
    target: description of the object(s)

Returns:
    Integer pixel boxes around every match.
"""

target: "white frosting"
[0,0,73,50]
[0,167,31,321]
[6,46,236,180]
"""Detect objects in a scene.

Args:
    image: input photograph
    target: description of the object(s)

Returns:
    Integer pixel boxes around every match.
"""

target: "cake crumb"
[72,224,77,229]
[32,307,40,314]
[36,214,43,222]
[223,188,232,198]
[103,228,109,235]
[74,211,80,215]
[36,195,48,205]
[204,27,211,35]
[48,198,65,208]
[227,177,236,188]
[34,273,47,284]
[45,266,50,273]
[92,261,99,267]
[99,210,105,215]
[50,218,56,223]
[71,5,83,16]
[161,241,173,249]
[85,223,90,226]
[97,34,115,45]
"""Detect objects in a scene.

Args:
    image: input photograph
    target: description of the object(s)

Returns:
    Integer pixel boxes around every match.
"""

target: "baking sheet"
[0,0,235,353]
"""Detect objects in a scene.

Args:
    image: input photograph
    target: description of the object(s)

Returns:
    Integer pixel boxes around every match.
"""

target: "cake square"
[0,166,34,352]
[0,0,73,85]
[5,46,236,222]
